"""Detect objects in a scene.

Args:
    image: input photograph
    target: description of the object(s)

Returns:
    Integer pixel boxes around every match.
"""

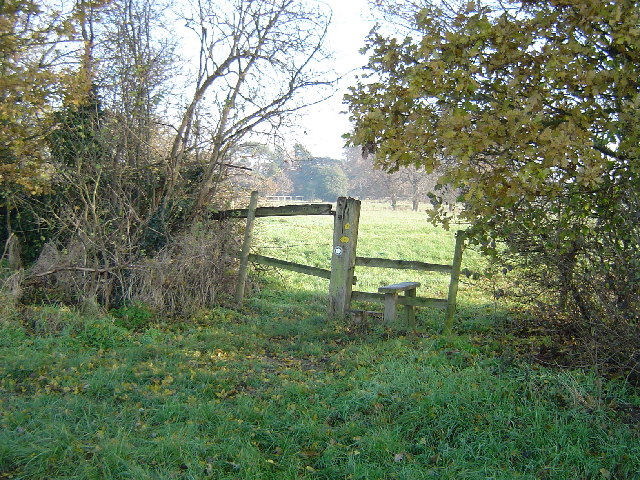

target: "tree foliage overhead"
[0,0,73,194]
[347,0,640,322]
[349,0,640,206]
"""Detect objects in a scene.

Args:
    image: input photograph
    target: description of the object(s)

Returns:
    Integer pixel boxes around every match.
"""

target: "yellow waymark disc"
[340,236,350,243]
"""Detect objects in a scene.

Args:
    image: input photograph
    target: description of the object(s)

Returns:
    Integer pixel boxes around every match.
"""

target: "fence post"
[235,190,259,306]
[329,197,361,319]
[443,230,465,335]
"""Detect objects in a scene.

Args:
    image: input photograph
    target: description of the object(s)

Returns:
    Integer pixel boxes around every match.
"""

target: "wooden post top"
[378,282,421,294]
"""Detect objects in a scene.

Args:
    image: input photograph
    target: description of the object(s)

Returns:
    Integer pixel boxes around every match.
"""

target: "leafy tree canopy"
[347,0,640,228]
[0,1,61,193]
[0,0,105,195]
[292,157,348,201]
[346,0,640,321]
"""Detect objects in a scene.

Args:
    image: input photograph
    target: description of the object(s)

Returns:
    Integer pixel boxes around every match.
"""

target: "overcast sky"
[172,0,380,161]
[295,0,378,159]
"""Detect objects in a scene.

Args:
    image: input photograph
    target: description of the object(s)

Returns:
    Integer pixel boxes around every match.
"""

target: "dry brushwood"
[128,222,239,315]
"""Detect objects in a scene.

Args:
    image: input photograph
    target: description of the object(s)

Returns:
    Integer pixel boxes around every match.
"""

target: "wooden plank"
[351,291,448,309]
[212,203,332,220]
[378,281,421,294]
[234,253,357,285]
[356,256,452,273]
[329,197,361,319]
[383,292,398,324]
[443,230,465,335]
[248,254,331,279]
[234,191,259,305]
[405,287,417,331]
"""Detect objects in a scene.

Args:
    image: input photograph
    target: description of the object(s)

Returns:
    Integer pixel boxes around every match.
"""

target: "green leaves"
[347,0,640,323]
[0,1,71,194]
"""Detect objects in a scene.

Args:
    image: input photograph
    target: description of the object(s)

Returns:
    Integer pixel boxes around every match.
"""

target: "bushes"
[20,220,239,316]
[490,184,640,326]
[1,84,244,317]
[128,222,239,316]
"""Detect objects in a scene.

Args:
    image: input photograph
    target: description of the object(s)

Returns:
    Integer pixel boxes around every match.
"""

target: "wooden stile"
[378,282,420,325]
[221,191,466,334]
[350,291,448,309]
[405,286,417,330]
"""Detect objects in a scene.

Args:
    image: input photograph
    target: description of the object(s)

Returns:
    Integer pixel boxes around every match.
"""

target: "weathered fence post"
[443,230,465,335]
[329,197,361,319]
[235,190,259,306]
[405,287,417,331]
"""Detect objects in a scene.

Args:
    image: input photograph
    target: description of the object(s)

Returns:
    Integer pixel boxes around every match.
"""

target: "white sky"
[171,0,379,161]
[295,0,377,159]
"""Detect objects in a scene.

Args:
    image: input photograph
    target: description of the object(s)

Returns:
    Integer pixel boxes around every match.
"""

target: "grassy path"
[2,295,639,479]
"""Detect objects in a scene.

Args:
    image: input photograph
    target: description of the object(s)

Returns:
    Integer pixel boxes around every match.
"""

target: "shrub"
[20,217,240,317]
[128,221,239,316]
[73,316,130,349]
[111,303,155,331]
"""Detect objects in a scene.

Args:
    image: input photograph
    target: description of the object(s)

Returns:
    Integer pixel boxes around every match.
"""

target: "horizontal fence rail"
[249,254,331,279]
[247,254,357,285]
[351,291,449,309]
[213,203,332,220]
[266,195,306,202]
[355,256,453,273]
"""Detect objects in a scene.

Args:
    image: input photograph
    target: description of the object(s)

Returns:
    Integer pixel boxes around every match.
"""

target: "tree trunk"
[7,233,22,270]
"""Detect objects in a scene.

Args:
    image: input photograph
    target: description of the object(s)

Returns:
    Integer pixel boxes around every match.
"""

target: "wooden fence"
[265,195,306,203]
[226,193,465,334]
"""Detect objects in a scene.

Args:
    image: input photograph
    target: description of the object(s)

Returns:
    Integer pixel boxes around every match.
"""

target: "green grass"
[1,202,639,479]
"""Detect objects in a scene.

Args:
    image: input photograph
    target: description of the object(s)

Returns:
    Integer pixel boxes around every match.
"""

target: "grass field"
[1,202,639,479]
